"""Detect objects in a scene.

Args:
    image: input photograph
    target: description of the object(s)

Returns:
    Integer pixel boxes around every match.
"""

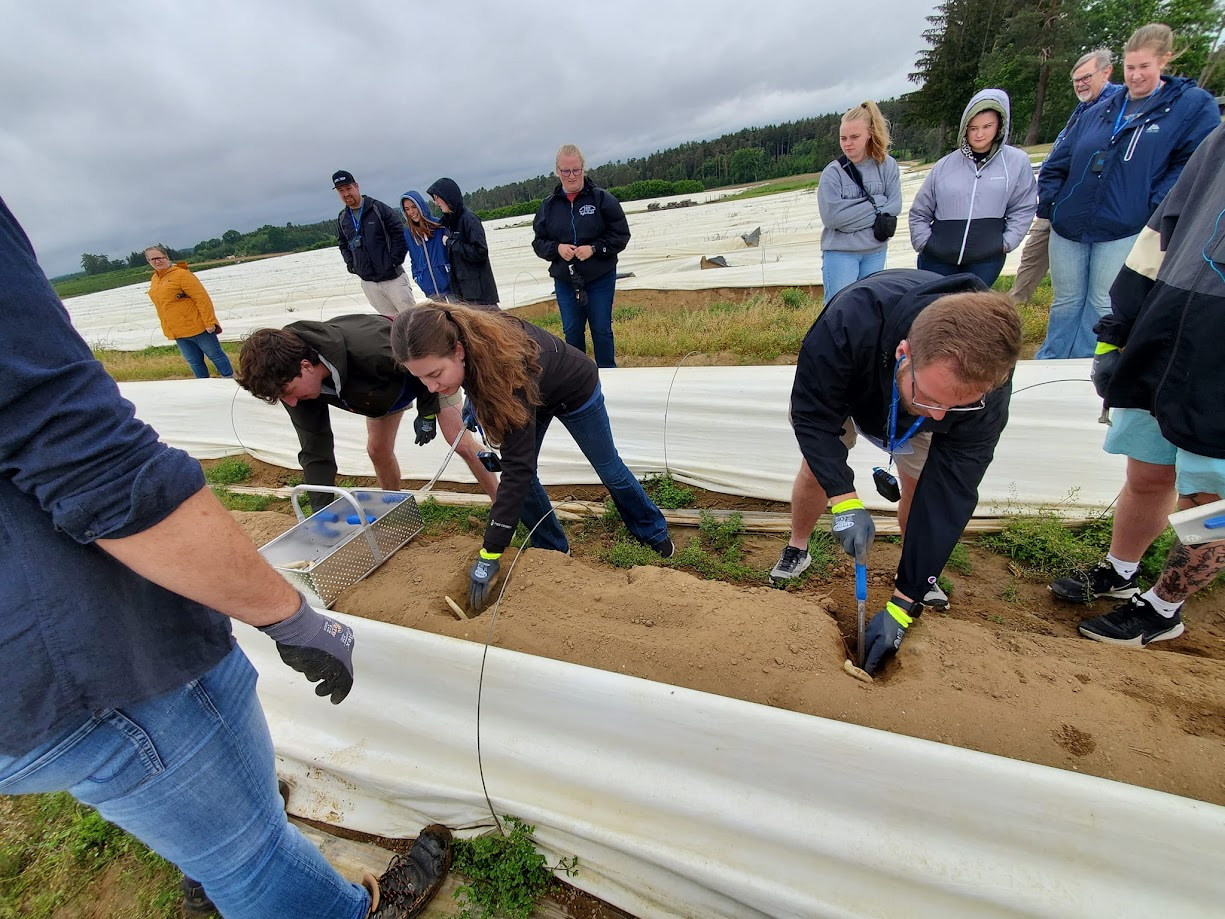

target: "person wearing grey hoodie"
[908,89,1037,287]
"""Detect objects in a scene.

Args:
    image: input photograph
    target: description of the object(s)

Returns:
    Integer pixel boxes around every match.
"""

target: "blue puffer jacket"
[1037,75,1219,243]
[400,190,451,298]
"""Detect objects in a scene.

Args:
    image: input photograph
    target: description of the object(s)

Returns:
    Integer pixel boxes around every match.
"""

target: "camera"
[567,263,588,306]
[873,466,901,503]
[348,235,362,250]
[477,450,502,473]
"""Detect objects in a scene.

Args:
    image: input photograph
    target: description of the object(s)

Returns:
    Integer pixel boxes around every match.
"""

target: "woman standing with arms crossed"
[391,304,673,612]
[1034,23,1219,359]
[819,101,902,300]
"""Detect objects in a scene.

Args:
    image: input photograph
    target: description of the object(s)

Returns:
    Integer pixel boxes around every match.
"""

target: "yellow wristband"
[1094,342,1119,355]
[886,601,914,629]
[479,550,502,560]
[831,498,865,514]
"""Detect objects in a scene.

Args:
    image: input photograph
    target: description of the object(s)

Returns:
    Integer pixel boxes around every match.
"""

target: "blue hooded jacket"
[400,190,451,298]
[1037,75,1219,243]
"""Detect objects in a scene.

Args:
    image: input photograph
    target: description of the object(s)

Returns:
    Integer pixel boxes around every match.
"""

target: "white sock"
[1106,553,1139,579]
[1139,588,1182,618]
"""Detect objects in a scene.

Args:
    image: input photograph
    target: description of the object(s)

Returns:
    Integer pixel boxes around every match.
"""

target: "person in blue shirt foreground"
[0,197,450,919]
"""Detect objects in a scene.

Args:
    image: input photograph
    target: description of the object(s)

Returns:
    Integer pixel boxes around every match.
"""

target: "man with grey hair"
[1011,49,1120,305]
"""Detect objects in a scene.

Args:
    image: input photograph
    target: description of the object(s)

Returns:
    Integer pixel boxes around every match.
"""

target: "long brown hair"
[403,199,443,244]
[391,303,541,443]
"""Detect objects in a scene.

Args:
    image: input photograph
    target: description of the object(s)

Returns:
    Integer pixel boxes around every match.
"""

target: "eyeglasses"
[148,256,168,262]
[557,168,583,177]
[909,361,987,412]
[1072,69,1104,87]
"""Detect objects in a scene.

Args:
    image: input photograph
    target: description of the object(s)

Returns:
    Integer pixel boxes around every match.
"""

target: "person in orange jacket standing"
[145,246,234,378]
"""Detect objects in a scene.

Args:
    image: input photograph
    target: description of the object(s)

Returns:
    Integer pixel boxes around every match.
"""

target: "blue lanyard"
[888,357,924,467]
[349,200,364,233]
[1113,87,1159,139]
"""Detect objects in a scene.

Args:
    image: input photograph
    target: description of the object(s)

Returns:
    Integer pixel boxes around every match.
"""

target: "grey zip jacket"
[908,89,1037,265]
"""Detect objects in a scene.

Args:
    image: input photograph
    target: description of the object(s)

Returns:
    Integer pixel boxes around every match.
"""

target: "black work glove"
[831,498,874,565]
[461,398,478,432]
[468,551,502,612]
[414,413,437,446]
[259,594,355,703]
[1091,345,1121,400]
[863,595,918,675]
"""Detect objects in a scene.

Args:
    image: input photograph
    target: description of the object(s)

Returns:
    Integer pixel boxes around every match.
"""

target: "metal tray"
[258,486,423,608]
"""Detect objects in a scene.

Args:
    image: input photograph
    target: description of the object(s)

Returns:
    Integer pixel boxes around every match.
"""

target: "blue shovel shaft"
[855,562,867,668]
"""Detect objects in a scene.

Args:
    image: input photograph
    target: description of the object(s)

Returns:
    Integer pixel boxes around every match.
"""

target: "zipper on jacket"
[957,165,982,265]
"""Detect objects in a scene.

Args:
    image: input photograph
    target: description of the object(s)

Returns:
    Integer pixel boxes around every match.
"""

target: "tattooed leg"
[1153,492,1225,604]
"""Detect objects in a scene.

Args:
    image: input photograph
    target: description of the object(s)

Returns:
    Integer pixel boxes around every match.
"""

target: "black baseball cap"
[332,170,357,188]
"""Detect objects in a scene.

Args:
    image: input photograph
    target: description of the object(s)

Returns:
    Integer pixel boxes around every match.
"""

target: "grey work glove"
[831,499,874,565]
[1091,345,1121,400]
[461,398,478,432]
[414,413,437,446]
[259,594,355,703]
[863,596,917,675]
[468,552,502,612]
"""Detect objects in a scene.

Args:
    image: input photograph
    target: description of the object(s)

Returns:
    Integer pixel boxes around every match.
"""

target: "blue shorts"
[1175,449,1225,499]
[1102,408,1177,466]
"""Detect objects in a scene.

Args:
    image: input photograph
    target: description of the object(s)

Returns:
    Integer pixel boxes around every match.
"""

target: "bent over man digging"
[776,269,1022,674]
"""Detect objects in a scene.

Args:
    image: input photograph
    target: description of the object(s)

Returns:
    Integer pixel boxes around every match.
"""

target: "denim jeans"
[822,248,887,300]
[917,251,1007,288]
[1035,231,1138,360]
[519,385,668,553]
[554,269,617,368]
[0,646,368,919]
[176,331,234,378]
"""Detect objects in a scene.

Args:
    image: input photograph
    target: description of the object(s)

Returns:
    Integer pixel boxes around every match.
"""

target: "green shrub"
[452,817,577,919]
[779,287,811,309]
[213,488,275,512]
[642,473,695,509]
[204,456,252,485]
[980,512,1113,578]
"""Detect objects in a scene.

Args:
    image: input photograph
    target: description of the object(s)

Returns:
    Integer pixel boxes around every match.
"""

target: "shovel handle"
[855,562,868,602]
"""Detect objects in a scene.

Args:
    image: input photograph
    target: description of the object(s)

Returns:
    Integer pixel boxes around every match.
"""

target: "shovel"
[855,560,868,668]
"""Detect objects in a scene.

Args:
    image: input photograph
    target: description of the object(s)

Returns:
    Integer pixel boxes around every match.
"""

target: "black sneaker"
[364,824,452,918]
[1050,561,1139,604]
[770,545,811,580]
[180,877,217,917]
[648,537,676,559]
[1078,595,1184,647]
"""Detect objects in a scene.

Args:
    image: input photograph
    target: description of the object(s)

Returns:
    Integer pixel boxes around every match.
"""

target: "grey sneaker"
[923,582,949,610]
[1078,595,1184,647]
[770,545,811,580]
[1050,560,1139,604]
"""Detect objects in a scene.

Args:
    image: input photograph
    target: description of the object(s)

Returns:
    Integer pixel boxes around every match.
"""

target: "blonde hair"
[555,143,585,171]
[841,101,891,163]
[1125,23,1175,61]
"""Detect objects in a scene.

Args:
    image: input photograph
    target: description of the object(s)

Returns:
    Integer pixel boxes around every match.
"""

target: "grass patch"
[721,177,821,201]
[452,817,577,919]
[980,511,1113,579]
[213,487,278,512]
[642,473,695,509]
[93,341,242,382]
[419,497,487,536]
[671,512,769,584]
[992,273,1053,359]
[203,456,252,486]
[54,266,155,299]
[0,793,180,918]
[946,541,972,575]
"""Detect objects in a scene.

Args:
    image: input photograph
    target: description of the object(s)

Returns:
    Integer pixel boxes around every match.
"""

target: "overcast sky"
[2,0,937,277]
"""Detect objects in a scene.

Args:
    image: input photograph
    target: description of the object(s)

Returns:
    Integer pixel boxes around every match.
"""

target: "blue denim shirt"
[0,198,232,756]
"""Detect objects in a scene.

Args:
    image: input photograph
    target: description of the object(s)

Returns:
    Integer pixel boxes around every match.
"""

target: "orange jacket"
[147,262,218,340]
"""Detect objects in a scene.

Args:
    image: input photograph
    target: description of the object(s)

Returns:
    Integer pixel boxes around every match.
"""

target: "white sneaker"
[923,582,949,610]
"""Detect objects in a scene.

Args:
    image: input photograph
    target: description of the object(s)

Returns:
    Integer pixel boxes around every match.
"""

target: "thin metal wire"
[662,351,702,478]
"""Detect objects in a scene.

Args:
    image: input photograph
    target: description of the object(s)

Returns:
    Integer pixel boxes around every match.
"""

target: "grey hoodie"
[907,88,1037,265]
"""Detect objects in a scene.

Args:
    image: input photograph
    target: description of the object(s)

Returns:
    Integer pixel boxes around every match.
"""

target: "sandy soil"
[236,510,1225,808]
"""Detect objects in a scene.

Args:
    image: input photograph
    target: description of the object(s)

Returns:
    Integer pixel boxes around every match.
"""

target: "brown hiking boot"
[362,824,452,918]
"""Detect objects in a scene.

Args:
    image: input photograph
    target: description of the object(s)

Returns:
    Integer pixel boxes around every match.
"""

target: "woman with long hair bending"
[818,101,902,300]
[391,303,673,611]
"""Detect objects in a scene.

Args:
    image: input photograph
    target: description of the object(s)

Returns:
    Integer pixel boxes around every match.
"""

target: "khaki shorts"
[840,421,932,481]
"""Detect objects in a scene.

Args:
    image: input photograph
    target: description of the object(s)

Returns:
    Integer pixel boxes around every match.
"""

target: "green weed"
[452,817,577,919]
[980,511,1113,579]
[419,497,487,535]
[779,287,811,309]
[602,538,659,568]
[213,488,276,512]
[946,541,972,575]
[643,473,696,509]
[204,456,252,485]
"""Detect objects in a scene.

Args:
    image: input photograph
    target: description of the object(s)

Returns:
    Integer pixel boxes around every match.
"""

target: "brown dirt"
[236,510,1225,808]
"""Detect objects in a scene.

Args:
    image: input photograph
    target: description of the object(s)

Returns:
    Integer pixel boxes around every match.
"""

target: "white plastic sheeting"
[119,358,1124,512]
[65,168,1032,351]
[236,615,1225,919]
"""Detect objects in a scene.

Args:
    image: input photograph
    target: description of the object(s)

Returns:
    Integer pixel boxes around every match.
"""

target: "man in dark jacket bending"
[782,269,1022,673]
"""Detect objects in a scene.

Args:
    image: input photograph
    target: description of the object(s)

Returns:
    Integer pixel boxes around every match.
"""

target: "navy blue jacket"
[0,197,232,757]
[532,178,630,283]
[790,269,1012,603]
[1037,76,1219,243]
[337,195,409,282]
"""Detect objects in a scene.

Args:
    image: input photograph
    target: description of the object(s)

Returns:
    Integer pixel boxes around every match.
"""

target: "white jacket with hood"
[908,89,1037,266]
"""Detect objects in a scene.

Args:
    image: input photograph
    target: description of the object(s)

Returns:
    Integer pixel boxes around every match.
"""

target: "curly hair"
[908,291,1021,389]
[390,303,541,444]
[236,329,318,404]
